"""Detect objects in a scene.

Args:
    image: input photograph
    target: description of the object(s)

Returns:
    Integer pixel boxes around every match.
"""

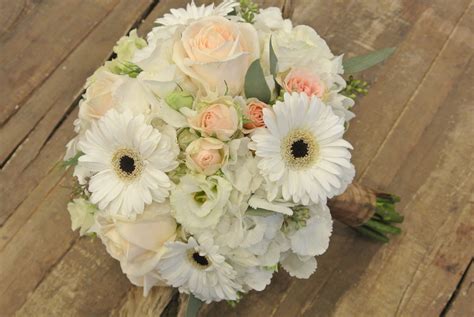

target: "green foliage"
[62,151,84,168]
[239,0,259,23]
[110,61,143,78]
[269,38,278,77]
[244,59,271,103]
[342,75,369,100]
[343,47,395,74]
[185,294,203,317]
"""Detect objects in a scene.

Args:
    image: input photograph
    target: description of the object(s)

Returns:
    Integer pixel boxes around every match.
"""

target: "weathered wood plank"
[0,173,77,316]
[0,0,118,128]
[0,0,154,226]
[15,238,131,317]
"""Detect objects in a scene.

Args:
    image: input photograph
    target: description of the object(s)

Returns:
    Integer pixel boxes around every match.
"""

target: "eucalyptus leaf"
[244,59,271,103]
[185,294,203,317]
[269,38,278,77]
[246,208,275,217]
[343,47,395,74]
[62,151,84,168]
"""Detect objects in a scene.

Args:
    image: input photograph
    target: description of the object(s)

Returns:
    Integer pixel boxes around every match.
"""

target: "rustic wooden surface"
[0,0,473,316]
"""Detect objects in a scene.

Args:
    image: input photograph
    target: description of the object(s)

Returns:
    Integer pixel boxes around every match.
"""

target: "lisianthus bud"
[165,91,194,111]
[177,128,199,151]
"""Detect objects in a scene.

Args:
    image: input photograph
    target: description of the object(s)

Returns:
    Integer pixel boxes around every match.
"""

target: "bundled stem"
[328,183,403,242]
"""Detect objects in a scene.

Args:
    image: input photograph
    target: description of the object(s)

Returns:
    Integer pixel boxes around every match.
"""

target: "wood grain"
[0,0,472,316]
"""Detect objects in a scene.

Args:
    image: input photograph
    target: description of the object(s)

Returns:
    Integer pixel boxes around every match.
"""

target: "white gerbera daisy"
[78,110,179,217]
[158,233,242,303]
[155,0,238,26]
[251,92,355,205]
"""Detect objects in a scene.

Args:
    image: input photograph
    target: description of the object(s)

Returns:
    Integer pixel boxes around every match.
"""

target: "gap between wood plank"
[441,258,473,316]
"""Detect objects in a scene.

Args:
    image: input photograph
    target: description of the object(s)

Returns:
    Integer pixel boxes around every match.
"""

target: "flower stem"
[355,193,404,242]
[185,294,203,317]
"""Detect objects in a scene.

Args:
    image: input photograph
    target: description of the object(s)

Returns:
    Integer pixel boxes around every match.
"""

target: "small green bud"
[165,91,194,111]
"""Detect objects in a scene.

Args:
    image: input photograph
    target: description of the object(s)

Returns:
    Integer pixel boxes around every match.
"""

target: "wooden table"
[1,0,473,316]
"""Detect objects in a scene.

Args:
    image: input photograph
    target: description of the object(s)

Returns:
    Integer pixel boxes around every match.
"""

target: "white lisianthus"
[173,16,259,96]
[171,174,232,233]
[67,198,97,236]
[113,29,147,62]
[96,201,177,292]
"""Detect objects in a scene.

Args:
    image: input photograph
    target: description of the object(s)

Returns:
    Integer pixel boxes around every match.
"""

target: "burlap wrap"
[328,183,377,227]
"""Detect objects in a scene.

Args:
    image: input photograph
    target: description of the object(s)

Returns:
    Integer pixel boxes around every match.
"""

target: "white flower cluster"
[65,0,355,303]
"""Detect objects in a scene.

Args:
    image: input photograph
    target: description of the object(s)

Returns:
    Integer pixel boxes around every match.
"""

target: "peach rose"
[189,103,239,140]
[283,68,325,98]
[186,138,229,175]
[173,16,259,96]
[243,99,269,131]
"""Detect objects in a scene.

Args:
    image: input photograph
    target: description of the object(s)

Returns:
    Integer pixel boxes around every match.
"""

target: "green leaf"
[61,151,84,168]
[269,38,278,77]
[343,47,395,74]
[244,59,271,103]
[246,208,275,217]
[186,294,203,317]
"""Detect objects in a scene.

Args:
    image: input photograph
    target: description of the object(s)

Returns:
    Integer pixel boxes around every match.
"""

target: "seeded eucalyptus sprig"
[238,0,259,23]
[341,75,369,100]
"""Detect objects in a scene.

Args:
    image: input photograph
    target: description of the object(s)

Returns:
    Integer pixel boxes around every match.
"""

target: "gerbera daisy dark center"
[112,148,144,181]
[192,252,209,266]
[119,155,136,174]
[291,139,309,158]
[282,129,319,170]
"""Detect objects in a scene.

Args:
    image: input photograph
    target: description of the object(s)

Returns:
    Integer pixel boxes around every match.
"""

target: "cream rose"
[173,16,259,96]
[189,103,239,140]
[79,69,125,120]
[96,202,177,278]
[186,137,229,175]
[243,99,270,131]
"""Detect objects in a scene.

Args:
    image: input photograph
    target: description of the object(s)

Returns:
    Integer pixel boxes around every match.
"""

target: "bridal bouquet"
[64,0,402,308]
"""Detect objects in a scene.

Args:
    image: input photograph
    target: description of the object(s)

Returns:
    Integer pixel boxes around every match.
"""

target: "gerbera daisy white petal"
[155,0,238,26]
[158,233,242,303]
[77,110,179,218]
[251,92,355,205]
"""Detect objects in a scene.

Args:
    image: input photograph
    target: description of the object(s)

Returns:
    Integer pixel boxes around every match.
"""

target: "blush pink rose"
[186,138,229,175]
[189,103,239,140]
[243,99,269,131]
[283,68,325,98]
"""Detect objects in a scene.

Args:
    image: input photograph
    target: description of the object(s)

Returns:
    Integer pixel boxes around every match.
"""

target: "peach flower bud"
[189,103,239,141]
[243,99,269,131]
[186,138,229,175]
[283,68,325,98]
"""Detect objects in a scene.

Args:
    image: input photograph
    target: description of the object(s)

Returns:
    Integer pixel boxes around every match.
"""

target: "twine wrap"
[328,183,377,227]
